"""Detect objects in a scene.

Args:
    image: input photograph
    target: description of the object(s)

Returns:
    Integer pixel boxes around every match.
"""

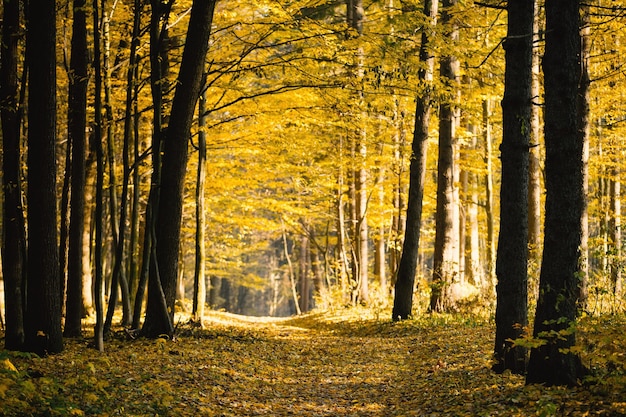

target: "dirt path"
[2,311,625,416]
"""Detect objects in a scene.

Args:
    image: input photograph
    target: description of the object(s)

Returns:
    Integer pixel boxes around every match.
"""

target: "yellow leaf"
[1,358,18,373]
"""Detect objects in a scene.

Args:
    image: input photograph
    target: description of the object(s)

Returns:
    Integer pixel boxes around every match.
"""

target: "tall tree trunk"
[577,4,591,310]
[528,0,542,298]
[298,234,310,312]
[609,171,621,296]
[193,86,208,325]
[92,0,105,352]
[483,95,496,295]
[493,0,534,375]
[467,168,481,287]
[430,0,460,313]
[64,0,90,338]
[347,0,368,304]
[142,0,217,338]
[336,135,350,303]
[137,0,172,334]
[389,100,406,283]
[125,0,143,311]
[1,0,26,350]
[392,0,437,320]
[24,0,63,355]
[103,1,132,332]
[526,0,585,386]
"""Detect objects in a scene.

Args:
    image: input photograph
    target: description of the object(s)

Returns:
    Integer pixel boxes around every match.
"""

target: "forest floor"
[1,309,626,416]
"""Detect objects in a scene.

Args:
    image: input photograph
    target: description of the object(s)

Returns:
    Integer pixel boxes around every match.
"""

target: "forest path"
[2,310,626,416]
[196,311,506,416]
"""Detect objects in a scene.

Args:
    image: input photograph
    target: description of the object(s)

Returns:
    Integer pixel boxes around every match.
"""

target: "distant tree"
[142,0,218,338]
[492,0,534,375]
[430,0,460,312]
[526,0,586,386]
[347,0,369,304]
[64,0,90,338]
[24,0,63,355]
[392,0,438,321]
[1,0,26,350]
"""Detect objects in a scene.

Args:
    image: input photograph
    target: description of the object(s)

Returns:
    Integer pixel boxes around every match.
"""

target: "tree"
[392,0,438,321]
[142,0,218,338]
[430,0,461,313]
[92,0,106,352]
[1,0,26,350]
[24,0,63,355]
[64,0,90,338]
[526,0,586,386]
[347,0,369,304]
[192,85,208,325]
[492,0,534,375]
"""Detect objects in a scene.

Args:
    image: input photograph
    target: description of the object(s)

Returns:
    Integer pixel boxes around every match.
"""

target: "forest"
[1,0,626,413]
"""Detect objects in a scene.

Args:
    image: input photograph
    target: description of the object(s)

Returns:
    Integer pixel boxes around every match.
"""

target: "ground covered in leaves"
[1,310,626,416]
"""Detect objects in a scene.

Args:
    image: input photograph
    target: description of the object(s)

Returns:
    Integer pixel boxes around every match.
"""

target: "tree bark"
[64,0,90,338]
[1,0,26,350]
[493,0,533,375]
[92,0,105,352]
[430,0,460,313]
[526,0,585,386]
[24,0,63,355]
[193,86,208,325]
[392,0,437,320]
[142,0,217,338]
[528,0,542,293]
[578,5,591,309]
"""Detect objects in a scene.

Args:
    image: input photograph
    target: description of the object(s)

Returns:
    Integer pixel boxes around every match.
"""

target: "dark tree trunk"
[1,0,26,350]
[64,0,90,338]
[92,0,105,352]
[492,0,534,375]
[526,0,585,386]
[142,0,217,338]
[392,0,437,321]
[192,86,207,324]
[24,0,63,355]
[136,0,172,335]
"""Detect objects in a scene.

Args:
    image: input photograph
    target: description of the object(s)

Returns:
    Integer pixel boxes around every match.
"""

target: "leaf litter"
[1,310,626,416]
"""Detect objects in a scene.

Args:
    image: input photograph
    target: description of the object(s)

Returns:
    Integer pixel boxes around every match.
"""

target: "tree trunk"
[430,0,460,313]
[92,0,105,352]
[138,0,172,335]
[493,0,533,375]
[142,0,217,338]
[193,86,208,325]
[24,0,63,355]
[389,101,406,283]
[125,0,143,312]
[103,1,132,332]
[298,234,310,312]
[64,0,90,338]
[483,96,496,295]
[1,0,26,350]
[526,0,585,386]
[392,0,437,320]
[347,0,368,304]
[609,173,621,296]
[528,0,542,298]
[577,5,591,310]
